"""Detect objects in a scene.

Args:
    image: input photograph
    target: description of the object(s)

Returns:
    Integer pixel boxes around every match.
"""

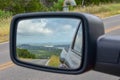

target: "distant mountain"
[17,42,70,46]
[17,44,69,52]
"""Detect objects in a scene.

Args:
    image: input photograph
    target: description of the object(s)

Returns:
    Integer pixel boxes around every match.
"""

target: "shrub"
[25,0,47,12]
[75,0,82,5]
[17,48,36,59]
[48,55,60,67]
[50,0,64,11]
[0,10,12,18]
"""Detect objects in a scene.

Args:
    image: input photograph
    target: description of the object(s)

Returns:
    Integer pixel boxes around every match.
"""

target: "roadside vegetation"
[17,48,36,59]
[17,47,61,67]
[0,0,120,42]
[48,55,60,67]
[17,47,61,59]
[73,3,120,18]
[0,10,12,43]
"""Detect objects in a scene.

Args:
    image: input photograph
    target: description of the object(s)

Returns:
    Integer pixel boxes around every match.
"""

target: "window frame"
[71,22,83,56]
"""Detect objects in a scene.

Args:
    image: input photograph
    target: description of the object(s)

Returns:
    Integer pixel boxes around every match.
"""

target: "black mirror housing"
[10,12,104,74]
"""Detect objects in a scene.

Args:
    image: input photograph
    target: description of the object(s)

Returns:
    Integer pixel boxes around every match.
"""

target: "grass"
[72,3,120,18]
[0,17,11,43]
[48,55,60,68]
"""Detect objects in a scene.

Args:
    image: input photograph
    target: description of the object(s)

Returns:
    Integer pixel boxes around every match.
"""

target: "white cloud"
[62,24,72,31]
[17,19,53,35]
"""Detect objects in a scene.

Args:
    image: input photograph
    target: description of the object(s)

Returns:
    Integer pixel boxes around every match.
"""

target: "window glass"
[73,23,83,55]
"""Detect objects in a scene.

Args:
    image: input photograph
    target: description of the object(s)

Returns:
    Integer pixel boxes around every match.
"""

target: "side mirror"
[10,12,104,74]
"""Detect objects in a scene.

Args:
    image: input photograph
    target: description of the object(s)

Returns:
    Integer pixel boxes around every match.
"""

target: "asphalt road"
[0,15,120,80]
[26,59,48,65]
[0,42,10,64]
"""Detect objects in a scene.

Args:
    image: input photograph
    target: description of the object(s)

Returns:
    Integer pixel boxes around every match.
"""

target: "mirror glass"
[16,18,83,69]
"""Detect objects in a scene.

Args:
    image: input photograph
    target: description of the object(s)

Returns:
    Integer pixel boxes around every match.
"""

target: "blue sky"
[17,18,81,45]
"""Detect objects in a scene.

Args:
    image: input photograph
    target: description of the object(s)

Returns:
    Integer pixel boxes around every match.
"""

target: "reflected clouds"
[17,18,80,44]
[18,19,53,35]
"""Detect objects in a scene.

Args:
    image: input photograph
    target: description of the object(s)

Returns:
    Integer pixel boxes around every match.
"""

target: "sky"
[17,18,81,45]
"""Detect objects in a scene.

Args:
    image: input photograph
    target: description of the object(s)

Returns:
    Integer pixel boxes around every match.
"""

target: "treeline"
[0,0,47,15]
[0,0,63,15]
[17,47,62,59]
[0,0,120,15]
[17,48,36,59]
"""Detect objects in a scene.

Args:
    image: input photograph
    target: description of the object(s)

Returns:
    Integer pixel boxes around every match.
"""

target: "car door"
[64,22,83,69]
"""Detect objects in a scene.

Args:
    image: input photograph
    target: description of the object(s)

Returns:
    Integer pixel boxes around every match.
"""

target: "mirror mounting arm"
[95,35,120,76]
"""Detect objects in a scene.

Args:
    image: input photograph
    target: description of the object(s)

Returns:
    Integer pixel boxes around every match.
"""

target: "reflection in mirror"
[16,18,83,70]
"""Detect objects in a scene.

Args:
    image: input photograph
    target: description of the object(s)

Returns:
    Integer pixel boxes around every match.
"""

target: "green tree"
[50,0,64,11]
[0,0,13,11]
[75,0,82,5]
[17,48,36,59]
[25,0,46,12]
